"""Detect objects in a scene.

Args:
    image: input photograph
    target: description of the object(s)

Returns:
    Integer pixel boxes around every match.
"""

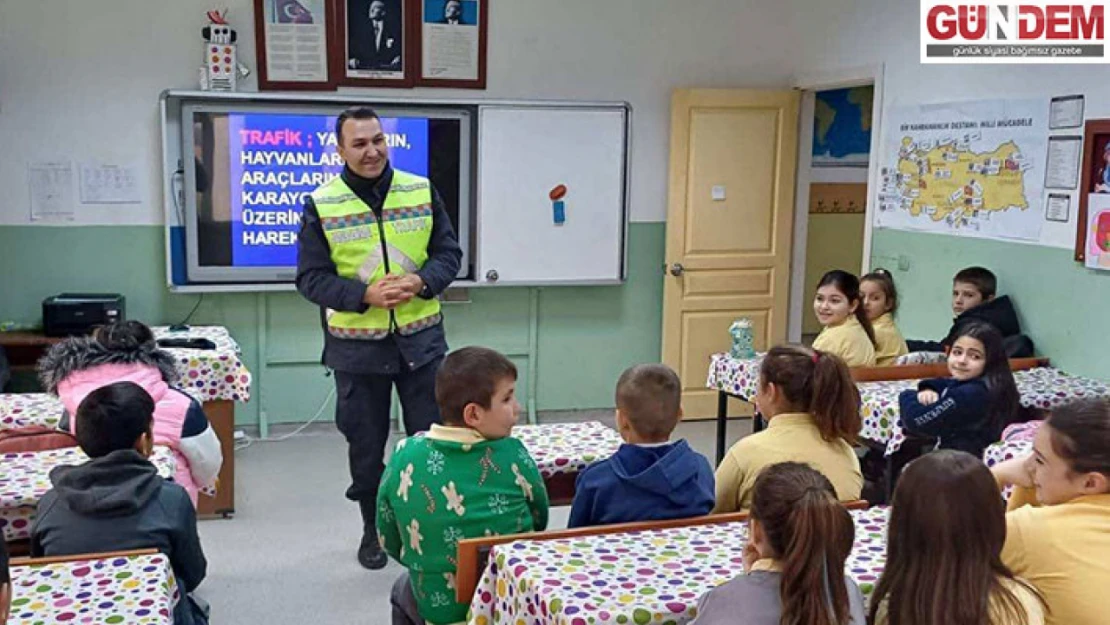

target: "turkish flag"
[276,0,313,24]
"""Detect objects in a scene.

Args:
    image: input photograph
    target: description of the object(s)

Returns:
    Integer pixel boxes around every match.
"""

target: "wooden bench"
[850,357,1050,382]
[454,500,870,604]
[10,547,159,567]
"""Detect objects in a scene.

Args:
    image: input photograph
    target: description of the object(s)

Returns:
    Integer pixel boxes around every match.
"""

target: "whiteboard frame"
[160,90,631,291]
[473,103,632,287]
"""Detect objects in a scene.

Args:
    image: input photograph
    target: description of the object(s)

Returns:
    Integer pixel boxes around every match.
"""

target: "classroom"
[2,0,1110,624]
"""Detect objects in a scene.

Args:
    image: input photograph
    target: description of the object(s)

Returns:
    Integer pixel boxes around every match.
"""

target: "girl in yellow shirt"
[869,450,1045,625]
[713,345,863,512]
[860,269,908,366]
[812,270,877,367]
[992,398,1110,625]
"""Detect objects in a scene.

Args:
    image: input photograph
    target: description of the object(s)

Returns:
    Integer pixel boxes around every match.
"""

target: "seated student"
[1,539,9,625]
[30,382,209,625]
[860,269,908,366]
[992,398,1110,625]
[869,450,1045,625]
[693,462,865,625]
[378,347,549,625]
[812,270,877,367]
[898,322,1020,458]
[906,266,1033,357]
[39,320,222,506]
[568,364,714,528]
[713,345,862,513]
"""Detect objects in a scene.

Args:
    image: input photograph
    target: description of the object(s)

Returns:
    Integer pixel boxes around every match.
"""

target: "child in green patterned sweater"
[379,346,550,625]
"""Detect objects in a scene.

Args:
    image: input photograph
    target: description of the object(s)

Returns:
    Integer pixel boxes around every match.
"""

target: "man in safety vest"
[296,106,462,570]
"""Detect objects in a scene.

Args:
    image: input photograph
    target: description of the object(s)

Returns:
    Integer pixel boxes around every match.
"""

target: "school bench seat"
[454,500,870,604]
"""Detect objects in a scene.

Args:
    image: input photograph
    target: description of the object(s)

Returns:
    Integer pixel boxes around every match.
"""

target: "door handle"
[669,263,685,277]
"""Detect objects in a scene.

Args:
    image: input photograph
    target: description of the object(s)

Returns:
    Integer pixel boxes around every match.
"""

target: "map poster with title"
[876,98,1047,242]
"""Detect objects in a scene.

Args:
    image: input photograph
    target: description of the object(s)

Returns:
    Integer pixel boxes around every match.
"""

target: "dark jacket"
[898,377,996,457]
[296,164,462,375]
[906,296,1033,357]
[30,450,209,625]
[568,440,715,528]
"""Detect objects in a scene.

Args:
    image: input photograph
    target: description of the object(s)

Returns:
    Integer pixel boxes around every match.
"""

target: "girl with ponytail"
[713,345,863,513]
[693,462,866,625]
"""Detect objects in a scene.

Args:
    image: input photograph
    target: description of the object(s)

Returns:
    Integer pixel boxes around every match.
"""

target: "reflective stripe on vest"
[311,170,441,340]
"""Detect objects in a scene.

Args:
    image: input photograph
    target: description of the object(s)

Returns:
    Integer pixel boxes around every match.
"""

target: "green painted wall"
[0,223,665,426]
[872,229,1110,380]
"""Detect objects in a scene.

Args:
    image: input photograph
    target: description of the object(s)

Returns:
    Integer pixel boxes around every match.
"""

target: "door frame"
[786,64,886,342]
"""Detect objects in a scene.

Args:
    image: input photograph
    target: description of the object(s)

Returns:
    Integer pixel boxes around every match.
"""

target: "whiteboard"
[476,105,629,285]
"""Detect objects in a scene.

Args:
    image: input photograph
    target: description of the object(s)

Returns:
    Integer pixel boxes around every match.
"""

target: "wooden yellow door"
[662,89,800,419]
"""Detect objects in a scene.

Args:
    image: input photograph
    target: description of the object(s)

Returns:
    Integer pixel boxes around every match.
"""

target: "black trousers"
[333,357,443,504]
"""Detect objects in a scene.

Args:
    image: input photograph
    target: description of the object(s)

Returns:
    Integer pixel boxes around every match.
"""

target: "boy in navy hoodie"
[568,364,715,527]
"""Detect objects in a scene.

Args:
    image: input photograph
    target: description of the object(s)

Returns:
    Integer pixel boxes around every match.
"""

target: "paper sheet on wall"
[422,24,479,81]
[875,98,1048,242]
[1044,136,1082,190]
[28,161,76,222]
[79,162,142,204]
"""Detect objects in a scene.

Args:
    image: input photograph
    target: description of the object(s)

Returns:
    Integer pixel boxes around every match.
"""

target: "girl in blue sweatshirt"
[898,322,1020,458]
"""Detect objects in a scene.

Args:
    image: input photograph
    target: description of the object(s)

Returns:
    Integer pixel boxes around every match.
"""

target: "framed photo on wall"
[1074,119,1110,264]
[253,0,337,90]
[413,0,488,89]
[336,0,414,87]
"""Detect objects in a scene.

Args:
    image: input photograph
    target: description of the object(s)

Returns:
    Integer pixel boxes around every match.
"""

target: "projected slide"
[227,113,430,266]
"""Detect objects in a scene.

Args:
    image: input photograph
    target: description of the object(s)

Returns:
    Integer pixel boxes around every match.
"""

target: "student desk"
[8,550,178,625]
[0,446,177,543]
[466,506,889,625]
[859,367,1109,457]
[0,393,64,430]
[0,325,251,519]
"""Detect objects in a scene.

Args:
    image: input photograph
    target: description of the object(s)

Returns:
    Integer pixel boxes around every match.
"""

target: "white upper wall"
[0,0,799,225]
[790,0,1104,249]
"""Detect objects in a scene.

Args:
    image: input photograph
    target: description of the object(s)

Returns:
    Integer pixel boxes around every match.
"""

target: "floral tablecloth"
[9,553,178,625]
[706,354,765,401]
[152,325,252,403]
[860,368,1109,456]
[0,393,64,431]
[513,422,623,478]
[0,447,177,542]
[468,507,889,625]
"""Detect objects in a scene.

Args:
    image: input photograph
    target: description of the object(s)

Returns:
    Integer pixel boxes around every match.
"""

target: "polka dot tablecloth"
[513,422,623,478]
[983,423,1038,502]
[860,368,1110,456]
[706,353,764,401]
[0,447,177,542]
[9,553,178,625]
[152,326,252,403]
[0,393,64,431]
[468,507,890,625]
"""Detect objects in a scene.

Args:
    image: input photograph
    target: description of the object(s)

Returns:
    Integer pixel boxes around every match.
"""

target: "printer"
[42,293,126,337]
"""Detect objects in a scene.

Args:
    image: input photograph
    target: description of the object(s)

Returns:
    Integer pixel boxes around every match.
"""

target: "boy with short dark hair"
[907,266,1032,357]
[568,364,714,528]
[30,382,209,625]
[379,347,549,625]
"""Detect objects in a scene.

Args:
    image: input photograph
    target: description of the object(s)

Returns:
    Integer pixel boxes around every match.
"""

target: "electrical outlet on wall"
[897,255,911,272]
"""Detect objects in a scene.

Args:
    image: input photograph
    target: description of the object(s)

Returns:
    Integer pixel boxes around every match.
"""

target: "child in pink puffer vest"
[38,321,222,506]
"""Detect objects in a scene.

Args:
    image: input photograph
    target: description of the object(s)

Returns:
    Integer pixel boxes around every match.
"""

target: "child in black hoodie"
[906,266,1033,357]
[30,381,209,625]
[899,322,1020,458]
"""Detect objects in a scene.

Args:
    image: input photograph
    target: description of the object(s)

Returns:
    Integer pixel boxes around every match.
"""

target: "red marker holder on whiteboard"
[549,184,568,225]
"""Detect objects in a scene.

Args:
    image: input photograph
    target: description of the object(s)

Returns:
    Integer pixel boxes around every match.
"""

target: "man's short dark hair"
[435,347,517,425]
[953,266,997,298]
[75,382,155,458]
[336,106,381,146]
[615,364,682,440]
